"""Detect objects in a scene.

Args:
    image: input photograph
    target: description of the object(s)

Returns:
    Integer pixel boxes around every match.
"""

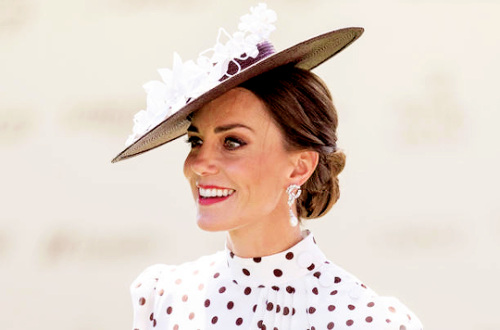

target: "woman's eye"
[186,136,202,148]
[224,137,246,150]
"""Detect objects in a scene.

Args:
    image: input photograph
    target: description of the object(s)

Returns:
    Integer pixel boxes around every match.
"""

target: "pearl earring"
[286,184,302,227]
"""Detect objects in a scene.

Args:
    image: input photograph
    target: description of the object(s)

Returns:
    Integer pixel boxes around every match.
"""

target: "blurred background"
[1,0,499,329]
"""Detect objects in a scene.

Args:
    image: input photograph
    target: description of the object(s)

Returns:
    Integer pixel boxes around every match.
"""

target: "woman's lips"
[197,185,235,206]
[198,194,233,206]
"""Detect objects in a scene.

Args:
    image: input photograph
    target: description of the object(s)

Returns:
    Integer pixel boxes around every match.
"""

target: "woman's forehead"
[191,88,271,127]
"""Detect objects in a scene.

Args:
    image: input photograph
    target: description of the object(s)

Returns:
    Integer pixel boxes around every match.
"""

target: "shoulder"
[130,252,225,308]
[309,261,423,330]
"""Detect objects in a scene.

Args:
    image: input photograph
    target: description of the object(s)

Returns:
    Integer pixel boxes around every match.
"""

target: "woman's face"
[183,88,297,232]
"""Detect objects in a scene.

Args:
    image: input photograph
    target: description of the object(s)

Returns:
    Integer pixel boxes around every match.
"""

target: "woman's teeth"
[199,188,235,198]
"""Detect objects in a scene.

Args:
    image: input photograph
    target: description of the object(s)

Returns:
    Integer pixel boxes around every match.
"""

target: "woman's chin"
[196,215,230,232]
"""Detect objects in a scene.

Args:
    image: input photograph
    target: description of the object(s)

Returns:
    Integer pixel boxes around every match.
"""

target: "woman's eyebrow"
[187,123,254,134]
[187,125,198,133]
[214,123,254,133]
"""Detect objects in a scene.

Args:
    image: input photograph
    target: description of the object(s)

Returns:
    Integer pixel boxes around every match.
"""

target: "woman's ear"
[288,150,319,185]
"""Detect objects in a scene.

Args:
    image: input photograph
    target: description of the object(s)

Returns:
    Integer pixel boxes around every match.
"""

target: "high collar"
[225,230,328,287]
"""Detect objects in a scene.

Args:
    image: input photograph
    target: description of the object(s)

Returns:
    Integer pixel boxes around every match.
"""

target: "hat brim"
[111,27,364,163]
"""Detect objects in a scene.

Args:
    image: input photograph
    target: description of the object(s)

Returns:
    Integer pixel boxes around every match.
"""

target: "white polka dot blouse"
[130,231,423,330]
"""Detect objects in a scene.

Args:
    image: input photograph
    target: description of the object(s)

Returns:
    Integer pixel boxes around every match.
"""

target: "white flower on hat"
[238,3,277,40]
[125,3,277,146]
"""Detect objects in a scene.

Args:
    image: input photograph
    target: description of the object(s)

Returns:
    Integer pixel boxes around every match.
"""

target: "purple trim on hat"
[221,41,276,81]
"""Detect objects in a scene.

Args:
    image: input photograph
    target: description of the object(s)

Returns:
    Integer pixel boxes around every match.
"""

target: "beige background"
[1,0,499,329]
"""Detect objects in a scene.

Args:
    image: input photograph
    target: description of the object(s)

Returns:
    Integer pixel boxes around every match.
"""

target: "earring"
[286,184,302,227]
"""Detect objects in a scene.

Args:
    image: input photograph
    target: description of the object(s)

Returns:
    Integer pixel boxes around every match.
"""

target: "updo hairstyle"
[240,65,346,220]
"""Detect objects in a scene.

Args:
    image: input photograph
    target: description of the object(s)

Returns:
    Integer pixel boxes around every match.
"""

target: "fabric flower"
[238,3,276,40]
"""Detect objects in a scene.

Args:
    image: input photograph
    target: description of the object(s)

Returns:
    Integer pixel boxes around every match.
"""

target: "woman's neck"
[225,211,303,258]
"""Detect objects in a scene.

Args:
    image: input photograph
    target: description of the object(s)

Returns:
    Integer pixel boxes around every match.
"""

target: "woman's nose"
[189,145,219,176]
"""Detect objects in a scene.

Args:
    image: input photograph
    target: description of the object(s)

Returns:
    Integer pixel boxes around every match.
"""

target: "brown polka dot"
[348,304,356,310]
[292,308,296,315]
[283,307,290,315]
[272,286,280,291]
[307,263,315,271]
[361,283,367,288]
[175,278,182,284]
[150,313,154,321]
[242,268,250,276]
[227,301,234,309]
[198,283,204,290]
[204,299,210,307]
[367,302,375,307]
[276,305,281,313]
[258,284,265,288]
[313,271,321,278]
[214,272,220,278]
[327,322,334,329]
[386,319,392,323]
[334,277,341,283]
[233,279,238,284]
[152,319,157,327]
[253,304,257,312]
[211,316,218,324]
[230,251,234,258]
[312,287,319,295]
[328,305,336,311]
[138,297,146,305]
[182,295,188,302]
[346,320,354,326]
[166,306,172,314]
[267,302,274,311]
[308,307,316,314]
[219,286,226,293]
[236,317,243,325]
[330,290,338,295]
[257,320,263,328]
[158,289,164,296]
[366,316,373,323]
[286,252,294,260]
[286,286,295,294]
[273,269,283,277]
[189,312,195,320]
[389,306,396,313]
[253,257,262,263]
[244,287,252,295]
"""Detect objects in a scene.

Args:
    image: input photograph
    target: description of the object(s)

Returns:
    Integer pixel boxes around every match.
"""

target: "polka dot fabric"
[130,231,423,330]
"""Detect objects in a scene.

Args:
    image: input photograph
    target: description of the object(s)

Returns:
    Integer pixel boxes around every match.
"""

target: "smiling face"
[183,88,297,232]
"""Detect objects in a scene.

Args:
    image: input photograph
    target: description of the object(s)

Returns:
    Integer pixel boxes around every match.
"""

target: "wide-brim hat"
[112,8,363,163]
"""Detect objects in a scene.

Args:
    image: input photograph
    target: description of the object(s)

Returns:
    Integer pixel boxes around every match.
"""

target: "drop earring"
[286,184,302,227]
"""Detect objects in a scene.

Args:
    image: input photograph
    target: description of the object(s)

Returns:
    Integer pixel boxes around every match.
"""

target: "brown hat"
[112,5,363,163]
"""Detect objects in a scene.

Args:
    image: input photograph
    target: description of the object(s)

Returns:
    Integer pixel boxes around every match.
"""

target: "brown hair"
[240,64,346,220]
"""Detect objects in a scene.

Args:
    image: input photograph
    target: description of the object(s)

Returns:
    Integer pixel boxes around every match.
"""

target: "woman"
[113,4,423,330]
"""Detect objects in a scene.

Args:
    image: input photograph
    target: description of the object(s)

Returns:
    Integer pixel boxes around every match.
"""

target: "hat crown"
[223,41,276,80]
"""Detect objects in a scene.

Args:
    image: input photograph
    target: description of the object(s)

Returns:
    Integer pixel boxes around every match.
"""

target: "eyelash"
[185,136,247,150]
